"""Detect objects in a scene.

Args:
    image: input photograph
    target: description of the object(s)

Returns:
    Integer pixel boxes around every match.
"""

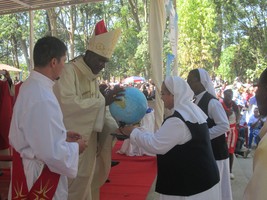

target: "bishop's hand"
[104,85,125,106]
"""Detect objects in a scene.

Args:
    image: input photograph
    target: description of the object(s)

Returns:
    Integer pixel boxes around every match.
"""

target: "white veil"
[164,76,207,124]
[198,68,217,97]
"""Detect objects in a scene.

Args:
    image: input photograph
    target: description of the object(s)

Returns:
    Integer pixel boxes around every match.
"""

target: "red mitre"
[94,20,108,35]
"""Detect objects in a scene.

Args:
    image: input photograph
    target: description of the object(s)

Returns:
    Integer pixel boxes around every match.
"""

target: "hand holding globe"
[109,87,148,126]
[118,124,139,136]
[104,85,125,106]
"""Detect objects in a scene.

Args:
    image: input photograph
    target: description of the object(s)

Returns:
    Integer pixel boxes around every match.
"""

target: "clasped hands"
[66,131,88,154]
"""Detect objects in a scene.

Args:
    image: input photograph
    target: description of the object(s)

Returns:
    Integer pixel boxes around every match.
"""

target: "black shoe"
[110,133,129,140]
[111,161,120,167]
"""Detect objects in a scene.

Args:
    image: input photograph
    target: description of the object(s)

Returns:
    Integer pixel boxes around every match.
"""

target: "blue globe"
[109,87,148,125]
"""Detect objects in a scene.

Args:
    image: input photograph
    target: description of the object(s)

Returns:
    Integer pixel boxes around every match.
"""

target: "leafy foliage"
[177,0,217,77]
[0,0,266,83]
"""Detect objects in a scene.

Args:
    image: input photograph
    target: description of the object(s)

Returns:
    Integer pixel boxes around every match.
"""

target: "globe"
[109,87,148,125]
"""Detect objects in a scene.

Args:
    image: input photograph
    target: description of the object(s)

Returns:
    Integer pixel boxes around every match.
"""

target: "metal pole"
[29,10,34,70]
[173,0,178,76]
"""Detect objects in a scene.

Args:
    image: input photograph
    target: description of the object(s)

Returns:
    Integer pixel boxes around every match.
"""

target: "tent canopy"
[0,0,101,15]
[0,64,22,72]
[123,76,145,84]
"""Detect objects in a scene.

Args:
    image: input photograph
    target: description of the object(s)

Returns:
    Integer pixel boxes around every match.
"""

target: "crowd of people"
[210,74,265,182]
[1,19,267,200]
[213,76,265,151]
[99,78,156,102]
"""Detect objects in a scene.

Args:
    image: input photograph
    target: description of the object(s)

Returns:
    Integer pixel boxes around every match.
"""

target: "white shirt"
[9,71,79,200]
[195,91,229,140]
[130,117,191,155]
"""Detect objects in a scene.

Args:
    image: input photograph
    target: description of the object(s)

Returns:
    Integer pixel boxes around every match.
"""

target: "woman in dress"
[117,76,220,200]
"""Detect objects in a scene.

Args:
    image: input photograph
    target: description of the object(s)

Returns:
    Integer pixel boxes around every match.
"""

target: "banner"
[165,0,178,75]
[169,9,178,56]
[166,53,175,78]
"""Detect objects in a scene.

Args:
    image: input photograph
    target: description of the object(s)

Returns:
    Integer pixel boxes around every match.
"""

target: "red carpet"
[100,141,157,200]
[0,168,10,200]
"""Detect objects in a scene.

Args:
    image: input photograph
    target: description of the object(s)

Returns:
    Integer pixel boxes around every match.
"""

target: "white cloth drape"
[149,0,166,130]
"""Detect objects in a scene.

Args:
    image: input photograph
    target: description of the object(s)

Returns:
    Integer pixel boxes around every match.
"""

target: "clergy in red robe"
[0,71,13,150]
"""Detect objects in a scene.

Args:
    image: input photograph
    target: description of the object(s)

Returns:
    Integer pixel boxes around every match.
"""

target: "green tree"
[219,0,267,81]
[0,13,29,70]
[177,0,217,77]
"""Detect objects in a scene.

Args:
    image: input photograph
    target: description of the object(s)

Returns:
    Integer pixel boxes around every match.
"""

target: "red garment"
[10,81,60,200]
[94,20,108,35]
[11,149,60,200]
[221,100,239,119]
[0,81,22,150]
[0,80,13,150]
[221,100,239,153]
[226,123,238,153]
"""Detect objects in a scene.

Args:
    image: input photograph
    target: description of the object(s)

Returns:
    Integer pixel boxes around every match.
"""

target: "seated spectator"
[248,107,264,149]
[140,83,149,99]
[246,89,258,122]
[235,109,250,158]
[147,83,156,100]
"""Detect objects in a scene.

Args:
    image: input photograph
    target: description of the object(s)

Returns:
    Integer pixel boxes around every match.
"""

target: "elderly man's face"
[84,50,109,74]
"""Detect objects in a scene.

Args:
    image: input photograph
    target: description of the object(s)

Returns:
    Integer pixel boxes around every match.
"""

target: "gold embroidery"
[32,180,54,200]
[13,181,27,199]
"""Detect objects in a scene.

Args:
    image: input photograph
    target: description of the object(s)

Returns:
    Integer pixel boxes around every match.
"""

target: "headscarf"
[198,68,217,97]
[164,76,207,124]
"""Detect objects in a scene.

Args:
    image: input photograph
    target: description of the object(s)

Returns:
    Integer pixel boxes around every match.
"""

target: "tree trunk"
[47,8,58,37]
[11,35,19,68]
[20,38,30,71]
[129,0,141,31]
[213,1,223,71]
[69,5,75,59]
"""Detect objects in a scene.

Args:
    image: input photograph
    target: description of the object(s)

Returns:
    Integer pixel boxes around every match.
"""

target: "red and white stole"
[11,149,60,200]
